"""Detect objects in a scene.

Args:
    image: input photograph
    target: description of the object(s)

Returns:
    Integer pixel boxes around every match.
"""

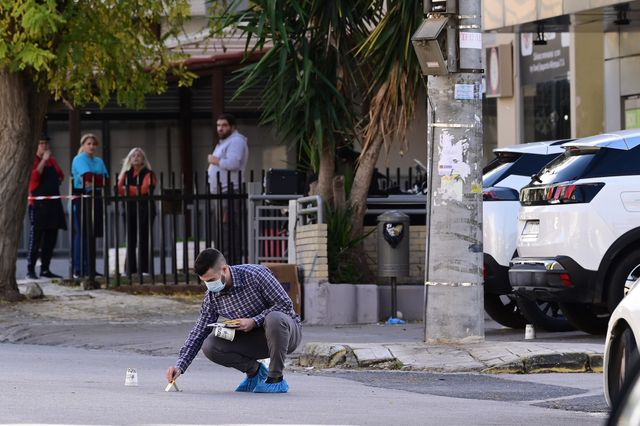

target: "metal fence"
[247,182,302,265]
[64,171,250,286]
[20,166,427,285]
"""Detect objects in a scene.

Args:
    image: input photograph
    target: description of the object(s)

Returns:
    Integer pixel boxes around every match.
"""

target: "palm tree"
[350,0,424,238]
[216,0,379,205]
[216,0,423,279]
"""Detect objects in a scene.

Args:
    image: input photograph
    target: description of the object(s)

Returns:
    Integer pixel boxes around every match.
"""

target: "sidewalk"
[3,278,605,375]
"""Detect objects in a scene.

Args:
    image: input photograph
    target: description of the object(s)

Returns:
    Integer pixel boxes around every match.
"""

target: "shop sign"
[485,43,513,98]
[520,32,570,85]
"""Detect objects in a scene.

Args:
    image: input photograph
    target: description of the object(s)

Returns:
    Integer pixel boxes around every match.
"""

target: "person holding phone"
[26,133,67,279]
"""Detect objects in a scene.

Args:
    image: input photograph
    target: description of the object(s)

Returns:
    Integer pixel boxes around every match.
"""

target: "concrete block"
[298,343,350,368]
[356,285,379,324]
[378,284,425,321]
[296,226,328,237]
[297,252,328,263]
[302,282,380,325]
[352,346,396,367]
[295,236,328,247]
[298,223,326,231]
[480,361,526,374]
[523,353,588,373]
[588,353,603,372]
[302,281,330,325]
[327,284,357,324]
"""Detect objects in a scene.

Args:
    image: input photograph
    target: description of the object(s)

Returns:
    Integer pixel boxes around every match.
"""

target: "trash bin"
[377,210,410,278]
[377,210,410,323]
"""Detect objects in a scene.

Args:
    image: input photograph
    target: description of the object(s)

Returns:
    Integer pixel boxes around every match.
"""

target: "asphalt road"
[1,279,610,425]
[1,343,607,426]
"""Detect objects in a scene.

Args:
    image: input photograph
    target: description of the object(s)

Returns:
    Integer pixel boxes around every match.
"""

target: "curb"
[297,342,604,374]
[481,352,603,374]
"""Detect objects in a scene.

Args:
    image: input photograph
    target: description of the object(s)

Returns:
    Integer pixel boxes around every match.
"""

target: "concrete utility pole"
[412,0,484,343]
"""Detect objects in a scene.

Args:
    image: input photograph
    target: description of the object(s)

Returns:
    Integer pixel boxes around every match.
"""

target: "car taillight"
[560,273,573,288]
[483,186,519,201]
[520,182,604,205]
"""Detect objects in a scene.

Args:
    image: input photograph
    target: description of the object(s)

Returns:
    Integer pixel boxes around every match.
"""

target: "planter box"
[301,281,424,325]
[302,282,379,325]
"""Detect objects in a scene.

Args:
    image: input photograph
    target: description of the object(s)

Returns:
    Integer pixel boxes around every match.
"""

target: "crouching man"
[166,248,302,393]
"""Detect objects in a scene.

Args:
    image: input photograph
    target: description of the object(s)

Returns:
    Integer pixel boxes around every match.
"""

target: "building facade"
[482,0,640,152]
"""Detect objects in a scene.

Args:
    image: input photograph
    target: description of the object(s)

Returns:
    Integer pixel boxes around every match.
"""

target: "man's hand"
[166,366,182,383]
[208,154,220,166]
[236,318,256,332]
[42,150,51,161]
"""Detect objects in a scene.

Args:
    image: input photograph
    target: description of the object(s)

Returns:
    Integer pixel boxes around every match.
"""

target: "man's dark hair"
[217,113,237,127]
[194,248,225,276]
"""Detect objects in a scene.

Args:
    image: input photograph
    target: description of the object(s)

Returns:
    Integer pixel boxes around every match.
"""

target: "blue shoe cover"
[253,378,289,393]
[386,317,406,325]
[235,363,268,392]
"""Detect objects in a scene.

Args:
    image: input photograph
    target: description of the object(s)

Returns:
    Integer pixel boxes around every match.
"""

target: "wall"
[604,30,640,131]
[44,116,291,194]
[192,118,295,186]
[483,0,629,31]
[295,223,329,284]
[570,24,604,137]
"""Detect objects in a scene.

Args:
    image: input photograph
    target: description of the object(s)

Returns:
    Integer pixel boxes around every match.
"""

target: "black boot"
[26,267,38,280]
[40,269,62,279]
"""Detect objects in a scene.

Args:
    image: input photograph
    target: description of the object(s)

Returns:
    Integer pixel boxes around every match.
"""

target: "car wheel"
[558,302,610,335]
[515,297,575,332]
[607,249,640,312]
[608,327,640,406]
[484,293,527,329]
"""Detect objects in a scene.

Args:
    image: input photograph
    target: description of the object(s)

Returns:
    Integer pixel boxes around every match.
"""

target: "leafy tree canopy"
[0,0,194,108]
[215,0,383,170]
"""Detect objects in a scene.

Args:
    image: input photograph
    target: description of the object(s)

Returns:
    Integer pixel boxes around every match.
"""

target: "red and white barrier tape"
[28,195,91,201]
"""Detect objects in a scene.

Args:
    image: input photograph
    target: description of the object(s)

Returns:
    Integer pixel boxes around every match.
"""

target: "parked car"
[605,277,640,407]
[510,129,640,334]
[483,140,572,330]
[606,362,640,426]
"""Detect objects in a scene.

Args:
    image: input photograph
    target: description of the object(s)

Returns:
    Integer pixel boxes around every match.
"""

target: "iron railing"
[68,171,250,286]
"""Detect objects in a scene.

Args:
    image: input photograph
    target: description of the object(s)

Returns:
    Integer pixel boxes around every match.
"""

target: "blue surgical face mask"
[204,268,227,293]
[205,279,225,293]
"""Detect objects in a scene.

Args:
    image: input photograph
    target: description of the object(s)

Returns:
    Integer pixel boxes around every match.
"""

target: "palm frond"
[358,0,424,157]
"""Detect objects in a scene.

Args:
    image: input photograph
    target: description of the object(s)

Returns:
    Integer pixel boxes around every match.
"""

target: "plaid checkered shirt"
[175,264,301,373]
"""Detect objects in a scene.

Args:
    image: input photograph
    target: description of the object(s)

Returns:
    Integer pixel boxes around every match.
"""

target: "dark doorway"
[523,79,571,141]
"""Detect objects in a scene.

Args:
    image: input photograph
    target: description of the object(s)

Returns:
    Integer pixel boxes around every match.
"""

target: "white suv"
[483,141,571,330]
[509,129,640,334]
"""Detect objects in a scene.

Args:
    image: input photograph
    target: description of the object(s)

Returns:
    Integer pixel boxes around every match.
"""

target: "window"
[624,96,640,130]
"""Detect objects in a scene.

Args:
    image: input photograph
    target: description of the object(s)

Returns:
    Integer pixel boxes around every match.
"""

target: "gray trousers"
[202,311,302,378]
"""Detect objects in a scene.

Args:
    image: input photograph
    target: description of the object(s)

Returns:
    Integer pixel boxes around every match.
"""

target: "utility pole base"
[424,282,484,344]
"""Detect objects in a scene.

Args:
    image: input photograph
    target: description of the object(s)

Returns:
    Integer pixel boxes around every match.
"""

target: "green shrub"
[326,205,374,283]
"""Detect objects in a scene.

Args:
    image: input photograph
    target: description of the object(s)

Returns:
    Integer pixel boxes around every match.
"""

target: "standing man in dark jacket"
[26,133,67,279]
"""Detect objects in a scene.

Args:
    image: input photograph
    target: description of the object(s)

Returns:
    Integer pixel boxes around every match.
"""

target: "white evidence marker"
[125,368,138,386]
[165,381,181,392]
